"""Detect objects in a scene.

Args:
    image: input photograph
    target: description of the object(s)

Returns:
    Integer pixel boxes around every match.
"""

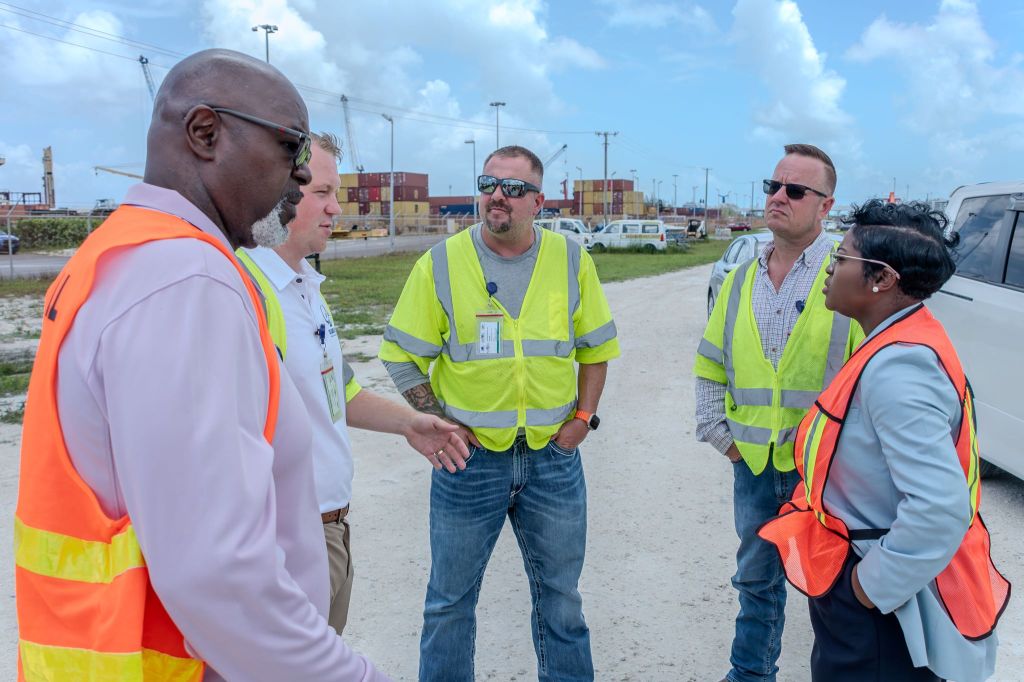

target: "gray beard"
[251,200,289,248]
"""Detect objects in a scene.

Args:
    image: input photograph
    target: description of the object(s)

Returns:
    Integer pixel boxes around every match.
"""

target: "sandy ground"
[2,263,1024,680]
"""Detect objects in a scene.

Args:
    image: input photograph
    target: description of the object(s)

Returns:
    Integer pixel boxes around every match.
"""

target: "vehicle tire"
[707,290,715,319]
[644,243,657,253]
[591,242,606,253]
[979,459,1003,479]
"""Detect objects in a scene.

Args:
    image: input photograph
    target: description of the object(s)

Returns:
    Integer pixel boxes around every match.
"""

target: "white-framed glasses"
[829,252,901,280]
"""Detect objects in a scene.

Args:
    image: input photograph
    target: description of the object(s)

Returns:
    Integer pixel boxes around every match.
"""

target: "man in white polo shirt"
[239,132,468,634]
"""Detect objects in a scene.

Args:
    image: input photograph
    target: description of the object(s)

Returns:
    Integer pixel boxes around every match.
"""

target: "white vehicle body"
[926,180,1024,479]
[535,218,592,250]
[591,219,668,252]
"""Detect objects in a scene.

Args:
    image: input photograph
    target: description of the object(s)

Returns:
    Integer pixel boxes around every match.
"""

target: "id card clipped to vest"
[476,311,502,355]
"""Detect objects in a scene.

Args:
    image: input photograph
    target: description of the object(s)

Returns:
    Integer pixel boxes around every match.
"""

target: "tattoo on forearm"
[402,383,447,419]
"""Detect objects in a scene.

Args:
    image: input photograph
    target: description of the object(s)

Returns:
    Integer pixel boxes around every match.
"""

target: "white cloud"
[846,0,1024,136]
[601,0,718,34]
[730,0,856,153]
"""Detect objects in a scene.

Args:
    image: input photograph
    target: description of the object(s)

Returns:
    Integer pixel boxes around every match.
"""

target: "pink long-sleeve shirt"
[54,183,388,681]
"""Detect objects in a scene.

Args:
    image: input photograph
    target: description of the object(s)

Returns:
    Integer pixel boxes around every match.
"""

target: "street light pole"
[489,102,506,149]
[251,24,278,63]
[382,114,395,251]
[657,180,663,218]
[464,139,477,222]
[575,166,583,217]
[672,174,678,210]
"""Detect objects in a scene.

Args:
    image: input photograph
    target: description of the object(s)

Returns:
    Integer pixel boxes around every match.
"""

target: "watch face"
[589,414,600,430]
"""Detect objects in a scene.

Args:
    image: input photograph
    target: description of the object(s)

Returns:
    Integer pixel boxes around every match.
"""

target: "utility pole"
[750,180,755,216]
[692,185,698,211]
[657,180,663,217]
[630,169,637,186]
[251,24,278,63]
[575,166,583,216]
[464,139,477,222]
[652,178,656,217]
[489,102,506,149]
[382,114,395,250]
[702,167,711,227]
[595,131,618,224]
[672,174,678,209]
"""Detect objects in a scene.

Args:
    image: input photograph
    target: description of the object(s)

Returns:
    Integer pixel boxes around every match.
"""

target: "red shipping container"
[369,187,381,201]
[358,173,372,188]
[357,188,369,202]
[394,172,428,188]
[347,188,358,202]
[358,202,370,215]
[393,186,425,201]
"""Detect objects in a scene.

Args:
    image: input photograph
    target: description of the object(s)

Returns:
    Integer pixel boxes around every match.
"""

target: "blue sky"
[2,0,1024,210]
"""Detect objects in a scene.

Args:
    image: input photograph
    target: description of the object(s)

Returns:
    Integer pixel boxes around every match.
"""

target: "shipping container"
[393,186,424,201]
[438,203,475,215]
[584,181,593,192]
[394,172,429,188]
[369,201,381,214]
[368,187,381,202]
[358,202,370,215]
[346,188,359,203]
[340,173,359,188]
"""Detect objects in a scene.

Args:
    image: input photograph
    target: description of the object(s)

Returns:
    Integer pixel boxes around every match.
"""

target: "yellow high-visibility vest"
[380,228,619,451]
[695,251,863,473]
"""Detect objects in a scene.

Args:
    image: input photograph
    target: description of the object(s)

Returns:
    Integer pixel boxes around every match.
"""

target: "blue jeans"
[727,461,802,682]
[419,438,593,682]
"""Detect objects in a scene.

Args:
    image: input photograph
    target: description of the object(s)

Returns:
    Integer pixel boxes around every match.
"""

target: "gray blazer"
[824,305,998,682]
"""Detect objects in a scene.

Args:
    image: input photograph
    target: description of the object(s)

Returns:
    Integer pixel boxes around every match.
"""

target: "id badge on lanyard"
[473,305,501,352]
[316,323,344,422]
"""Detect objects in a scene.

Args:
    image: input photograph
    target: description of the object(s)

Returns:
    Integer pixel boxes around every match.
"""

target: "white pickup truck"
[535,218,593,250]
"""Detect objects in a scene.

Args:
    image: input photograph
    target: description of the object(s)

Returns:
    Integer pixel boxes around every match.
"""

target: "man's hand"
[550,417,589,452]
[724,444,742,463]
[403,414,473,473]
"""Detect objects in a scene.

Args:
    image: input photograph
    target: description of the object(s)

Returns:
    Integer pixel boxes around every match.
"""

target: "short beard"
[251,200,289,248]
[484,214,512,235]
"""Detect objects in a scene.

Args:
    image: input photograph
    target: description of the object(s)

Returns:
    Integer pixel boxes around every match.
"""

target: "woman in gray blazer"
[793,199,1005,682]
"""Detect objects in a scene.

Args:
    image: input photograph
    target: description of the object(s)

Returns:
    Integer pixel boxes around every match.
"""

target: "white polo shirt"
[243,246,358,513]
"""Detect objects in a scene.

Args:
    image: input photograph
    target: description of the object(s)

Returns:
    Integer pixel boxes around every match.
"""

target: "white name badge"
[476,312,503,355]
[321,353,343,422]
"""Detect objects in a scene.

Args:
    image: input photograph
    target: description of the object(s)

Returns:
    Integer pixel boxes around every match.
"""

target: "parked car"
[706,231,841,318]
[534,217,592,250]
[926,180,1024,479]
[0,232,20,254]
[726,222,752,232]
[590,219,669,252]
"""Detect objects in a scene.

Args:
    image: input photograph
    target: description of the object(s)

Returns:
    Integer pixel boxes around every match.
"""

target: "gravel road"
[1,263,1022,680]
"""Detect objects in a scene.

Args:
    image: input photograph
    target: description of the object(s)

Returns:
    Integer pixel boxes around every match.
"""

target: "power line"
[0,15,596,137]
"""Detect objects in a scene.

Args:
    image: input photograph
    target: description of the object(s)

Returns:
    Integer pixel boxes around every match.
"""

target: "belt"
[321,505,350,524]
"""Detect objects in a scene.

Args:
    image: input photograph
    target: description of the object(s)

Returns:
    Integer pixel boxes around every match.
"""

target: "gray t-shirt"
[383,224,542,393]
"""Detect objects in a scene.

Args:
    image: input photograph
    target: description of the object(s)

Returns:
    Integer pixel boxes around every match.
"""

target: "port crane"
[340,95,365,173]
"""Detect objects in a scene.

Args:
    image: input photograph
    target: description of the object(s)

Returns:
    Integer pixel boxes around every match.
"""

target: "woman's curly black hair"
[843,199,959,300]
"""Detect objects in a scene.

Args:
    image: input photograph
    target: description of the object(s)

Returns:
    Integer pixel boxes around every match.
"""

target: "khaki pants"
[323,516,354,634]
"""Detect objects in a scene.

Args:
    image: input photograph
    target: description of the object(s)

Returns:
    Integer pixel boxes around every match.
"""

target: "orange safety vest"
[14,206,281,680]
[758,305,1010,640]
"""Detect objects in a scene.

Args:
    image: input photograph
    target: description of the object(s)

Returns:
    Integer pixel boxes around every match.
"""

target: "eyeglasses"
[828,252,901,280]
[478,174,541,198]
[763,179,829,201]
[210,106,312,169]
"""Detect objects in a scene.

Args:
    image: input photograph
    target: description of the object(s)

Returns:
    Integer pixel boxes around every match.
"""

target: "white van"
[591,219,669,252]
[535,218,592,250]
[926,181,1024,478]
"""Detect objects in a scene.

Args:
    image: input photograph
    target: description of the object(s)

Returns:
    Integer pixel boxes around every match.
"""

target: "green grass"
[0,361,33,397]
[0,275,54,298]
[590,239,730,283]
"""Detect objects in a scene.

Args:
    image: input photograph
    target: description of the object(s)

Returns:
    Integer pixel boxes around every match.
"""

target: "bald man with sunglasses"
[380,145,619,681]
[694,144,863,682]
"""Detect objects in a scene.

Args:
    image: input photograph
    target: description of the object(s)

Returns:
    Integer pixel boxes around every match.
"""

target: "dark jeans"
[419,438,593,682]
[728,461,802,682]
[808,555,943,682]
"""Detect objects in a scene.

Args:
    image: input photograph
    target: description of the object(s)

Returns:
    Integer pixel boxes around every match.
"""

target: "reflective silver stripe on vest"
[431,234,583,363]
[383,324,442,358]
[823,313,852,387]
[342,359,355,385]
[697,337,724,365]
[780,389,820,409]
[722,259,756,389]
[726,418,772,444]
[441,402,519,428]
[726,419,799,446]
[446,342,517,362]
[526,400,577,425]
[430,241,461,348]
[575,320,617,349]
[522,339,575,357]
[731,387,774,406]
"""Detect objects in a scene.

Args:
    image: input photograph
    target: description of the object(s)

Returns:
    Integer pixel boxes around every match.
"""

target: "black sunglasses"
[763,179,829,201]
[478,174,541,198]
[210,106,312,169]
